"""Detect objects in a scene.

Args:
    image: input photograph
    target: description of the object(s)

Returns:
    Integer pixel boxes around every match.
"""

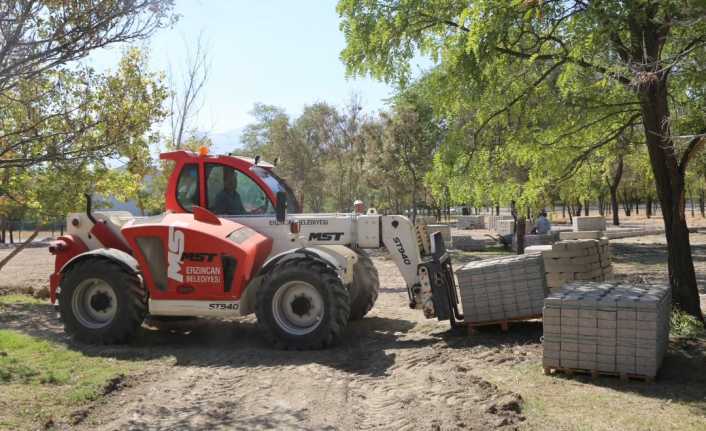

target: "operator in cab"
[214,168,246,215]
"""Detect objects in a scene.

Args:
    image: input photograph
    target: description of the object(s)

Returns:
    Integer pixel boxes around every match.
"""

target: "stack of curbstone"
[485,215,514,231]
[560,231,604,240]
[513,233,554,251]
[496,219,515,236]
[542,281,670,379]
[451,234,486,251]
[427,224,451,243]
[457,254,548,322]
[457,215,485,229]
[573,216,606,232]
[526,239,612,292]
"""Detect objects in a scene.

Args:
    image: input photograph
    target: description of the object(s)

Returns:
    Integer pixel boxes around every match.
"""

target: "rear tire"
[348,249,379,320]
[58,258,146,344]
[256,257,350,349]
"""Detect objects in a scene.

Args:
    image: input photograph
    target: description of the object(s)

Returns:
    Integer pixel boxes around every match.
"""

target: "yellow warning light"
[198,146,209,157]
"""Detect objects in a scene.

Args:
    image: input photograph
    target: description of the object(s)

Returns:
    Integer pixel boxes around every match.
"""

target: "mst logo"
[308,232,344,241]
[393,237,412,265]
[182,252,217,262]
[167,225,185,282]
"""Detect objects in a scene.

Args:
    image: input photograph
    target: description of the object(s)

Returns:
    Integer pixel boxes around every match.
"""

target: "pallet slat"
[543,366,654,383]
[466,314,541,335]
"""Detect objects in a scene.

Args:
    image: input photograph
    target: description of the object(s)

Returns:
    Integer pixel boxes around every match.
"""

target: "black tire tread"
[348,249,380,320]
[58,257,146,344]
[255,257,350,350]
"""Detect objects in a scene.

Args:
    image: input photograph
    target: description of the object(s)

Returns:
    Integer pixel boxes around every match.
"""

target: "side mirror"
[275,191,287,223]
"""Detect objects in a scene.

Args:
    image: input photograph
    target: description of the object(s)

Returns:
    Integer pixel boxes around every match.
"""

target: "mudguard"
[60,248,139,276]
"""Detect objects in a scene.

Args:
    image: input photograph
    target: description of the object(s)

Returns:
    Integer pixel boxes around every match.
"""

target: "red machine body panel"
[121,212,272,301]
[48,235,89,302]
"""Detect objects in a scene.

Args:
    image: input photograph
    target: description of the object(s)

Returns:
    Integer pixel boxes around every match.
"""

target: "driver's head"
[223,169,236,192]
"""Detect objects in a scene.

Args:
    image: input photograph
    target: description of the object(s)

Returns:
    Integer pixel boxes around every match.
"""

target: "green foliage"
[0,47,168,222]
[671,309,706,339]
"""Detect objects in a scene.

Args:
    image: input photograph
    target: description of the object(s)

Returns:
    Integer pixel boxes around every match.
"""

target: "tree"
[0,0,175,168]
[382,92,441,222]
[0,48,167,233]
[168,31,211,149]
[338,0,706,322]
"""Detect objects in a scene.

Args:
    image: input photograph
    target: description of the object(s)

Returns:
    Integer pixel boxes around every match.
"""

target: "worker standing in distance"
[353,199,365,214]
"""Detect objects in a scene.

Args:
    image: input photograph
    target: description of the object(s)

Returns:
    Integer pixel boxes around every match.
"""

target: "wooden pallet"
[466,314,541,335]
[543,366,655,383]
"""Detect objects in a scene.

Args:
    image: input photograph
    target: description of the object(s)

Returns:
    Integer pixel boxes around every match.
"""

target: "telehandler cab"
[49,148,461,349]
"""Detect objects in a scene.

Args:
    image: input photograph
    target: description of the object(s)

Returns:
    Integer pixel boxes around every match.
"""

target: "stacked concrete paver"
[451,234,486,251]
[496,219,515,236]
[513,233,553,251]
[560,231,603,240]
[458,254,547,322]
[543,281,670,379]
[526,239,612,292]
[457,215,485,229]
[573,216,606,232]
[485,215,514,231]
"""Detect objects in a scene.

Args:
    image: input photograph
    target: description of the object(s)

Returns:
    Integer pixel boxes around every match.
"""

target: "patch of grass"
[474,361,706,431]
[0,294,45,305]
[670,309,706,339]
[0,330,142,429]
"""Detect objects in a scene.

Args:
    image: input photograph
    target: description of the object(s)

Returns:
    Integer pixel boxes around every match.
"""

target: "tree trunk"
[700,190,705,218]
[0,229,40,272]
[690,194,695,218]
[584,199,589,216]
[598,195,605,216]
[515,217,526,255]
[495,204,499,216]
[639,68,703,322]
[646,198,653,219]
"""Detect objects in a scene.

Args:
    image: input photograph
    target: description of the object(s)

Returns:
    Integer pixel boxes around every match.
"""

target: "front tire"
[348,249,380,320]
[58,258,146,344]
[256,257,350,349]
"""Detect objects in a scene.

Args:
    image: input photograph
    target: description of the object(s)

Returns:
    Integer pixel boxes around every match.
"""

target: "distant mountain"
[209,128,244,155]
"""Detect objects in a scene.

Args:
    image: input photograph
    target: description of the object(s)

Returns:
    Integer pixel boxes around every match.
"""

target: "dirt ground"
[1,234,705,431]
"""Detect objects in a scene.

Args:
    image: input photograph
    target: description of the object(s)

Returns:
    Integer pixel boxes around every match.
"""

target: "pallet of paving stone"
[572,216,606,232]
[451,234,486,251]
[542,281,670,380]
[542,366,655,383]
[559,231,605,240]
[456,215,485,229]
[458,254,548,325]
[496,219,515,236]
[537,239,612,291]
[513,233,553,251]
[466,314,542,335]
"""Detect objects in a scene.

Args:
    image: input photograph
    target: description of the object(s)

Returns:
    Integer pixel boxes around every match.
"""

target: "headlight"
[228,227,257,244]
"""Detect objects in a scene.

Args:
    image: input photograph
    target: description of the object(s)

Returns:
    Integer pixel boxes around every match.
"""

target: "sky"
[86,0,429,147]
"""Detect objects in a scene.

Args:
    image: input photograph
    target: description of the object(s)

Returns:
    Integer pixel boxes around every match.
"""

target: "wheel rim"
[271,280,325,335]
[71,278,118,329]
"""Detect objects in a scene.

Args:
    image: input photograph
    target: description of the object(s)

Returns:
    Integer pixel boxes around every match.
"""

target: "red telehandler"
[49,148,461,349]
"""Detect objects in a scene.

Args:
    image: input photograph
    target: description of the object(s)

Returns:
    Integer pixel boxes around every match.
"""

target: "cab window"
[176,164,199,211]
[205,164,273,215]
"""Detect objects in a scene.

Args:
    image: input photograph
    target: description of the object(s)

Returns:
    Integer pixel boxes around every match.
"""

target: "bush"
[670,309,706,339]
